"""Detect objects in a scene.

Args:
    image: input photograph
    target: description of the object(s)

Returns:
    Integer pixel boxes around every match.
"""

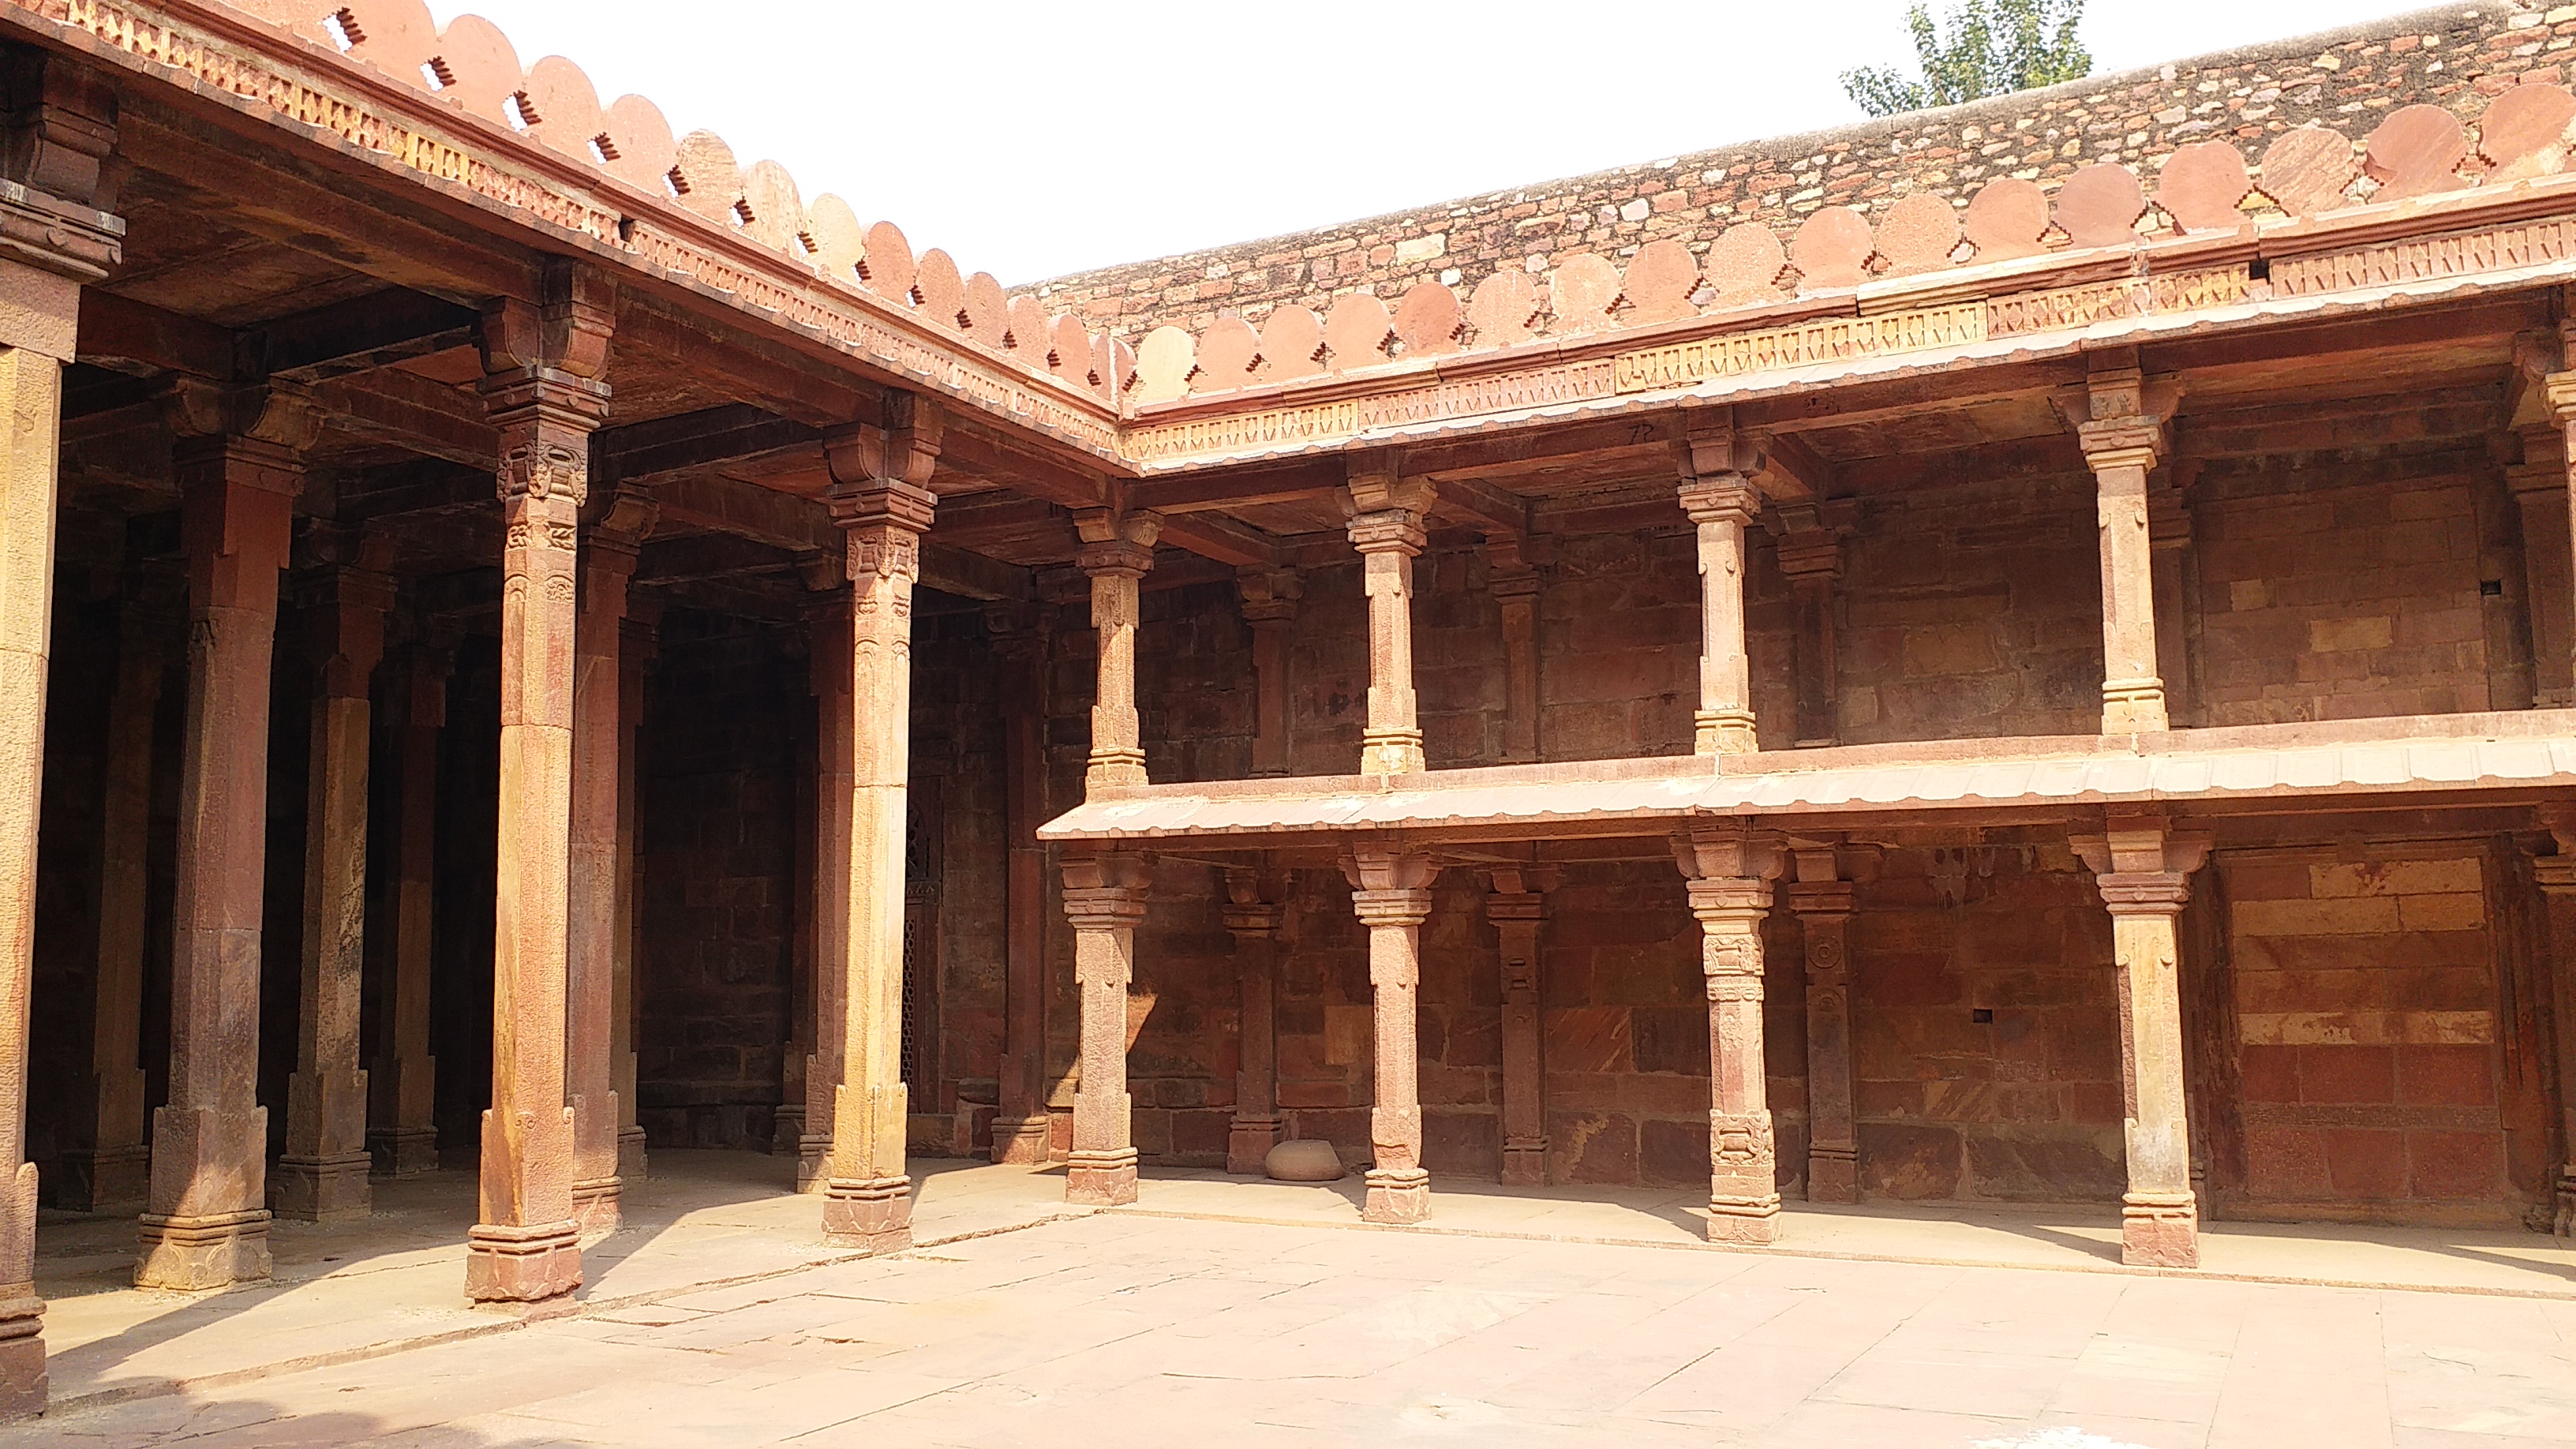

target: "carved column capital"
[2072,823,2211,915]
[1062,852,1153,938]
[1235,565,1303,624]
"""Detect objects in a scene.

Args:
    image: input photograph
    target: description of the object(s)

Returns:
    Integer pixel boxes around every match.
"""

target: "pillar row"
[367,638,451,1178]
[1674,822,1783,1245]
[2073,821,2212,1269]
[1784,844,1858,1204]
[1065,852,1151,1206]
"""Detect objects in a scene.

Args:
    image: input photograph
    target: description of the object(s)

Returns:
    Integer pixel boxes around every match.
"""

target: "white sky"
[431,1,2425,285]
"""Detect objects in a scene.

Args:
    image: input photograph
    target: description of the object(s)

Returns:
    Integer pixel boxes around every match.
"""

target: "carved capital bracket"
[822,393,944,493]
[1062,852,1153,942]
[1235,564,1303,624]
[1073,507,1162,577]
[1341,841,1439,900]
[2072,819,2211,916]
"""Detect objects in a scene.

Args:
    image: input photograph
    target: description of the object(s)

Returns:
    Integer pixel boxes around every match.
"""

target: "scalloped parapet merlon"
[1125,88,2576,406]
[216,0,1127,410]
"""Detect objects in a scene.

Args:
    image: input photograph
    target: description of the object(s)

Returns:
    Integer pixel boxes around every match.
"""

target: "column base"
[991,1116,1052,1166]
[820,1175,915,1252]
[2121,1193,2200,1268]
[796,1133,833,1194]
[0,1304,43,1425]
[1362,1166,1431,1224]
[617,1126,648,1180]
[135,1209,272,1290]
[1500,1140,1548,1188]
[1065,1148,1137,1206]
[1694,710,1758,755]
[463,1219,582,1306]
[1226,1115,1286,1175]
[54,1145,150,1212]
[1807,1148,1858,1205]
[1707,1193,1782,1245]
[770,1106,807,1156]
[570,1177,622,1234]
[270,1152,374,1222]
[367,1126,441,1178]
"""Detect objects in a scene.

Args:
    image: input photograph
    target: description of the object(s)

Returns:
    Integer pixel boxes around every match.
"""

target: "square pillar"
[1340,461,1433,777]
[367,638,451,1178]
[1344,844,1437,1224]
[2073,821,2212,1268]
[1673,821,1784,1244]
[1676,461,1761,755]
[2529,805,2576,1234]
[1222,867,1286,1174]
[816,404,942,1253]
[140,384,317,1291]
[796,586,849,1191]
[614,605,655,1180]
[989,602,1053,1164]
[567,487,654,1234]
[1784,843,1858,1204]
[1485,864,1559,1186]
[61,590,168,1211]
[1076,510,1159,793]
[1485,538,1541,765]
[1065,852,1151,1205]
[2514,420,2576,706]
[1236,567,1300,777]
[465,276,612,1309]
[2078,360,2174,736]
[1773,503,1855,748]
[0,63,122,1420]
[272,537,395,1222]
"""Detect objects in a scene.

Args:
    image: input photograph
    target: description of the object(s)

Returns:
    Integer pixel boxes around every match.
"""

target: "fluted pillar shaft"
[1346,844,1437,1223]
[1679,477,1760,754]
[1341,468,1433,777]
[1078,511,1158,792]
[1676,823,1783,1244]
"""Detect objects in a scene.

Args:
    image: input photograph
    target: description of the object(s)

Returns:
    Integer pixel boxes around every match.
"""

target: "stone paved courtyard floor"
[14,1151,2576,1446]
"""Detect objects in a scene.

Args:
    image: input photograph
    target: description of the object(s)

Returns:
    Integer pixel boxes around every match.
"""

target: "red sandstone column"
[0,291,82,1417]
[2079,362,2172,735]
[990,602,1052,1164]
[1077,510,1159,792]
[1677,466,1761,756]
[1487,539,1541,765]
[2508,432,2574,707]
[63,593,166,1211]
[1773,504,1854,748]
[0,66,122,1417]
[466,278,612,1309]
[1065,852,1151,1205]
[818,404,941,1252]
[368,640,451,1178]
[1223,867,1286,1174]
[2073,820,2212,1268]
[2533,819,2576,1234]
[139,384,317,1291]
[798,587,850,1191]
[273,540,395,1222]
[1785,844,1858,1204]
[1674,821,1784,1244]
[568,486,655,1232]
[1346,844,1437,1223]
[1341,463,1433,777]
[615,605,655,1180]
[1486,865,1558,1186]
[1237,567,1300,777]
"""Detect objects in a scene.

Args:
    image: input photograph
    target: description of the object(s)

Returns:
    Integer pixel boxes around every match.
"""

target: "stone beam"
[1157,512,1281,569]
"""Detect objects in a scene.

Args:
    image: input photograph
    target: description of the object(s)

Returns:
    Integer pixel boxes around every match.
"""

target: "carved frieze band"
[22,0,1120,454]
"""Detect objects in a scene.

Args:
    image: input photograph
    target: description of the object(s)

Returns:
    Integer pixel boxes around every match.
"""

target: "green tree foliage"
[1840,0,2093,118]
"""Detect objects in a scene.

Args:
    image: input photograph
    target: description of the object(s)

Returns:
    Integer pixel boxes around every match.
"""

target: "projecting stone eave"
[1024,0,2522,307]
[1036,710,2576,851]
